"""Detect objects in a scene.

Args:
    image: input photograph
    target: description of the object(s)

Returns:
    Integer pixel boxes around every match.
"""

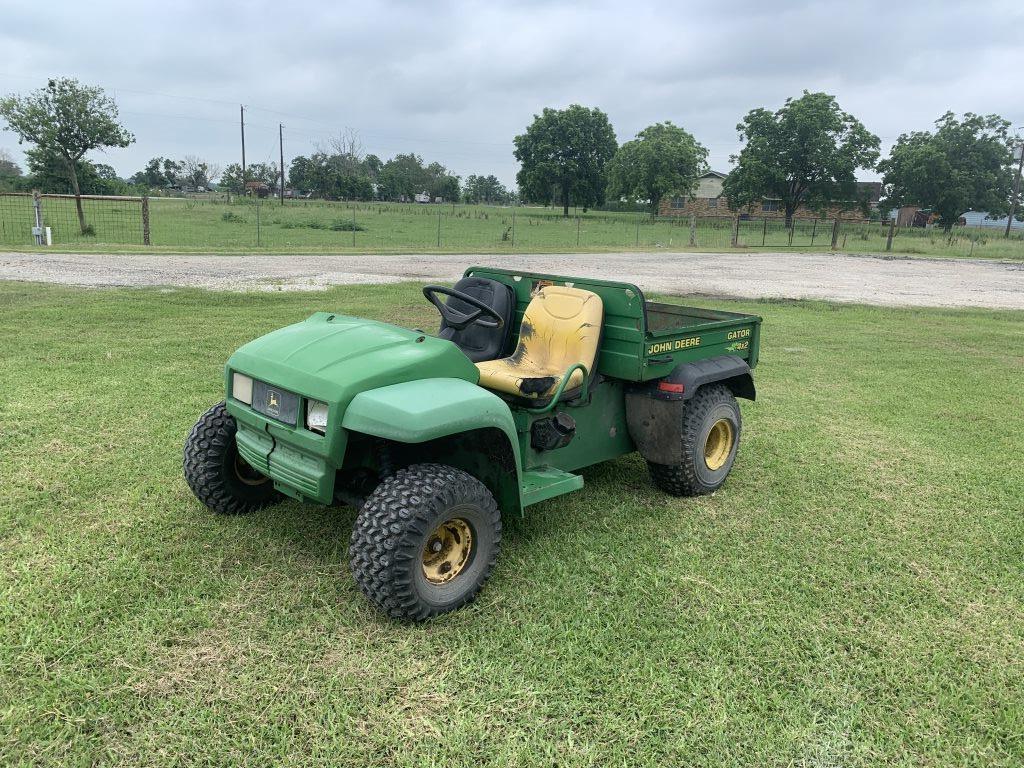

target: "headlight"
[232,373,253,405]
[306,400,329,434]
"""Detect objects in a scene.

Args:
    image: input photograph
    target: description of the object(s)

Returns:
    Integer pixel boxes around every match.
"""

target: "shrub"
[330,220,366,232]
[221,211,246,223]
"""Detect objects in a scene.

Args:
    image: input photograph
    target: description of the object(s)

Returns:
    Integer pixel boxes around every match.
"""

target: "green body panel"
[520,467,585,507]
[342,378,520,463]
[514,379,635,473]
[225,312,479,503]
[219,270,762,511]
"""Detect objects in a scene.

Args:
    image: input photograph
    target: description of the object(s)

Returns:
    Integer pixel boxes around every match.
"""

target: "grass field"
[1,282,1022,766]
[3,193,1024,259]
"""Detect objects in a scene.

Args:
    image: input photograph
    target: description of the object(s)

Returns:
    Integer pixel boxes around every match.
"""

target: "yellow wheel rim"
[234,453,269,486]
[703,418,734,471]
[421,518,473,585]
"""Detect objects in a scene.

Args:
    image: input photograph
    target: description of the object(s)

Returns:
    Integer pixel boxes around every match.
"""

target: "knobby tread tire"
[349,463,501,622]
[648,384,741,497]
[183,402,278,515]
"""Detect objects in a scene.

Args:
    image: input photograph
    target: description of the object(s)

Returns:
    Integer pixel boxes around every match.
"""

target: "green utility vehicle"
[184,268,762,620]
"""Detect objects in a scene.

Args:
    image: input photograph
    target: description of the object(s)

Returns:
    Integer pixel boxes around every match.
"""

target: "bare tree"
[179,155,221,188]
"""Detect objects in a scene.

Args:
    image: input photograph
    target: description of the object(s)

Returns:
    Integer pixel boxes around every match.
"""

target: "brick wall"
[660,195,869,222]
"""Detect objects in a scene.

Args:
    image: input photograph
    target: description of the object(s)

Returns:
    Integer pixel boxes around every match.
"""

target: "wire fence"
[2,193,1022,259]
[0,192,145,246]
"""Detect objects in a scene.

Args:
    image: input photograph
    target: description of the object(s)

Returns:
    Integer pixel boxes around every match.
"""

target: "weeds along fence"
[2,193,1021,258]
[0,192,147,246]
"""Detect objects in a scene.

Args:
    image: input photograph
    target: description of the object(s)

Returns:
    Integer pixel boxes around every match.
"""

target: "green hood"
[227,312,480,404]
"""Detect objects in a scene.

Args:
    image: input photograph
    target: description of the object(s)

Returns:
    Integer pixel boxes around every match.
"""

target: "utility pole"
[240,105,247,194]
[1006,138,1023,238]
[279,123,285,206]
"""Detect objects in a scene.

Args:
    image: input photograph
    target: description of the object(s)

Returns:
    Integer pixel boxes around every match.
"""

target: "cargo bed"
[641,301,761,380]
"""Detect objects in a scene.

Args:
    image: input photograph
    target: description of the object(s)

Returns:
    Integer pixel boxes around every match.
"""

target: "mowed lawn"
[1,281,1022,767]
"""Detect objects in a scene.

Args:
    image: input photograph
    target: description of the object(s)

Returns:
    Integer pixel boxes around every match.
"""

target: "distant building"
[414,191,431,204]
[960,210,1024,230]
[660,170,880,221]
[245,181,271,198]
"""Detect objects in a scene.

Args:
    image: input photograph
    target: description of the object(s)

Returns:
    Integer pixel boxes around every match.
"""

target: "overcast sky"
[2,0,1022,187]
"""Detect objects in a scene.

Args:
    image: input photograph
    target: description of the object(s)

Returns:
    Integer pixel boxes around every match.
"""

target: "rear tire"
[349,463,501,621]
[648,384,741,497]
[183,402,279,514]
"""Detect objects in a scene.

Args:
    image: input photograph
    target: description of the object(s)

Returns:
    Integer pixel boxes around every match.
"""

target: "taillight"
[657,381,685,393]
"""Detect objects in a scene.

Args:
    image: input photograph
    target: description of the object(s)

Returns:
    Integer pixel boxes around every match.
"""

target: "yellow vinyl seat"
[476,285,603,401]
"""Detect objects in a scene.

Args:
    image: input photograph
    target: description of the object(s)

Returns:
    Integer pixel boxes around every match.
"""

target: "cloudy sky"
[2,0,1022,187]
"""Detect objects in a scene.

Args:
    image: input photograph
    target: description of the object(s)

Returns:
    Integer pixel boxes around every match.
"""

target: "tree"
[879,112,1016,231]
[24,146,129,195]
[463,174,511,204]
[514,105,617,216]
[607,122,708,216]
[378,153,428,201]
[179,155,220,189]
[0,148,21,191]
[218,163,245,195]
[0,78,134,233]
[722,91,880,226]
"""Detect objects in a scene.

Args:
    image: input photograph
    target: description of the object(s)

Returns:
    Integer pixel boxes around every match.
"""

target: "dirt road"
[2,250,1022,309]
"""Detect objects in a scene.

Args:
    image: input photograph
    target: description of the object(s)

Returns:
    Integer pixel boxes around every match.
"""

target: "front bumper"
[229,402,336,504]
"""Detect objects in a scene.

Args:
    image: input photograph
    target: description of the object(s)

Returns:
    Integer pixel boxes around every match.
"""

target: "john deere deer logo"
[267,390,280,413]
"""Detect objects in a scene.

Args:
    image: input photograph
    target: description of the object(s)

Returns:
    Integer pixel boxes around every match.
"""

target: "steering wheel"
[422,285,504,331]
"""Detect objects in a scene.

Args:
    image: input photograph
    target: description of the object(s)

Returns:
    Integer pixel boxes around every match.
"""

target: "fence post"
[32,190,44,245]
[635,214,640,247]
[141,195,151,246]
[689,215,696,246]
[511,205,516,250]
[437,206,442,248]
[352,204,356,248]
[762,217,767,246]
[810,218,817,246]
[831,218,840,250]
[885,215,896,252]
[576,215,581,247]
[731,215,739,247]
[256,202,261,247]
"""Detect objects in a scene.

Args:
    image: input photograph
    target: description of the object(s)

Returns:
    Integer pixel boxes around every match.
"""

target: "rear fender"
[342,378,523,515]
[625,355,754,465]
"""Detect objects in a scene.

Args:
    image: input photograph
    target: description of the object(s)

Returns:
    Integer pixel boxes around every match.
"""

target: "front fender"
[342,378,523,512]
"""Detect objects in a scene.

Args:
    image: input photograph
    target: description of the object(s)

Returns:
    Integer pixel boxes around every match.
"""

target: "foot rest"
[520,466,584,507]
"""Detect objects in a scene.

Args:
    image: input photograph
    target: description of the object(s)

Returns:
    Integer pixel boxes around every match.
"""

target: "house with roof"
[659,170,880,221]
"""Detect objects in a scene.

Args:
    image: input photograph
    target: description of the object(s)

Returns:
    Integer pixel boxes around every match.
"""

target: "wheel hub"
[233,453,269,486]
[703,418,734,471]
[421,518,473,585]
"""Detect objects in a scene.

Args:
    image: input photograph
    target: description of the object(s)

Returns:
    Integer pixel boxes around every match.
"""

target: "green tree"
[0,147,21,191]
[607,121,708,216]
[463,174,511,204]
[879,112,1016,231]
[723,91,880,225]
[218,164,245,195]
[514,105,617,216]
[378,153,428,201]
[0,78,134,233]
[23,146,129,195]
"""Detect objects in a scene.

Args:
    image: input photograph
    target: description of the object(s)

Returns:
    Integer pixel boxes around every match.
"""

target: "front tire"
[183,402,279,514]
[648,384,742,497]
[349,463,502,621]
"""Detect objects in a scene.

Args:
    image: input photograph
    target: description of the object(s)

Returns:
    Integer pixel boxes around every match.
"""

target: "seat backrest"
[517,286,604,375]
[437,276,515,362]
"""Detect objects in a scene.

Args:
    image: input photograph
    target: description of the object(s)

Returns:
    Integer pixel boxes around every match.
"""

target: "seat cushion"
[476,286,603,399]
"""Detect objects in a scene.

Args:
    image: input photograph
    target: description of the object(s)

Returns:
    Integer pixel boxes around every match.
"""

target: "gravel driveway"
[2,250,1023,309]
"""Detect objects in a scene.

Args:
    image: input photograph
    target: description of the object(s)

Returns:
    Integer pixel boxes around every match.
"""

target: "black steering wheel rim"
[422,285,504,331]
